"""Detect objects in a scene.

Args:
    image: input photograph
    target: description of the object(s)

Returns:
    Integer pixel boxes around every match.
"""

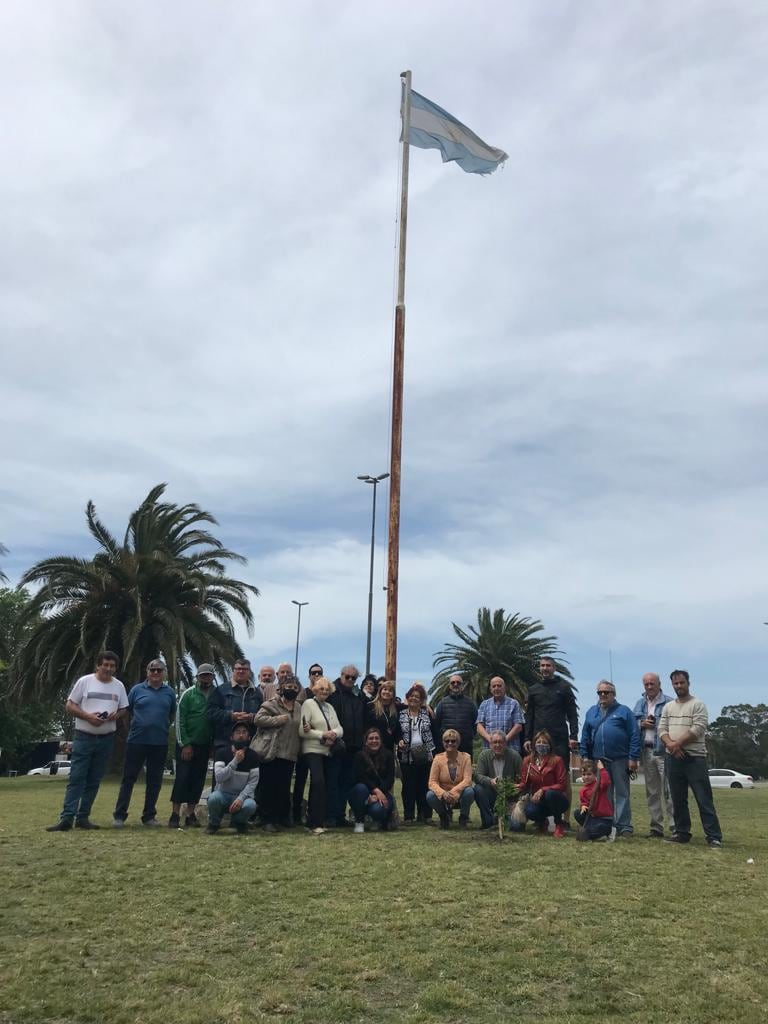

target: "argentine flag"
[405,90,508,176]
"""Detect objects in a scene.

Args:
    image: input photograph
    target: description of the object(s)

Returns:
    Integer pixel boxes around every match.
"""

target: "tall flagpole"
[385,70,412,683]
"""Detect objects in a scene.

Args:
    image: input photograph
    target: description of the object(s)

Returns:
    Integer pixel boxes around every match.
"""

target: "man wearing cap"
[168,664,215,828]
[112,659,177,828]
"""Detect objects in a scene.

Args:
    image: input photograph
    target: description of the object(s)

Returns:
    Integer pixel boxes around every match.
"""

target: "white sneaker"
[353,822,365,834]
[311,827,326,835]
[111,818,124,829]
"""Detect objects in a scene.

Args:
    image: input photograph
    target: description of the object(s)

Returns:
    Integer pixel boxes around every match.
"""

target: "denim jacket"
[632,692,673,755]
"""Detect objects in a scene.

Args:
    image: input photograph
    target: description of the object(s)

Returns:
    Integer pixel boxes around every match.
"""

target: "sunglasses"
[597,690,614,696]
[443,739,458,745]
[309,670,323,676]
[148,667,164,673]
[343,674,358,681]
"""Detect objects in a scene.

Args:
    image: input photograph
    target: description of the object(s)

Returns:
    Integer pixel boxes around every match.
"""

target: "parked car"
[27,761,71,778]
[708,768,754,789]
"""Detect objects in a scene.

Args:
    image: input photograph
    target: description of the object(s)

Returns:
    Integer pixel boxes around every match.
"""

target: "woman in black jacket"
[349,728,396,833]
[364,681,401,750]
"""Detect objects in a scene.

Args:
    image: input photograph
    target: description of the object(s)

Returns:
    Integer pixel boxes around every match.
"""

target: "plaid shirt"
[476,696,525,750]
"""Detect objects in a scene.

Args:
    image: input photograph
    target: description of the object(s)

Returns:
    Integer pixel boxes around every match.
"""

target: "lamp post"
[357,472,390,676]
[291,600,308,675]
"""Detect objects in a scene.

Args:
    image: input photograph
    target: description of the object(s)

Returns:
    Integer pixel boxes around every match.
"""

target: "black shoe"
[46,820,73,832]
[560,819,572,832]
[458,816,469,829]
[439,815,451,830]
[707,838,723,850]
[168,813,181,828]
[75,819,100,830]
[263,823,279,834]
[206,824,219,835]
[235,824,248,835]
[664,833,690,844]
[479,822,494,831]
[646,830,664,839]
[185,814,200,828]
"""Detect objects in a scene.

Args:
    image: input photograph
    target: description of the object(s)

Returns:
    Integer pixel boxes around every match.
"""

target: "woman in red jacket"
[519,729,569,838]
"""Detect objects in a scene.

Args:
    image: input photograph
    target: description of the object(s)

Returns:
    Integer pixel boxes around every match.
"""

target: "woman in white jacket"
[300,677,344,835]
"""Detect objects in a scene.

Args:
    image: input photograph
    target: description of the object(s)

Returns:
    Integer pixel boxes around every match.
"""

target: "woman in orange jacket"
[426,728,476,829]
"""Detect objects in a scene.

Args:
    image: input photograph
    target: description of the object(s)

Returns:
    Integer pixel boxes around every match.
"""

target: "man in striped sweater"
[168,664,215,828]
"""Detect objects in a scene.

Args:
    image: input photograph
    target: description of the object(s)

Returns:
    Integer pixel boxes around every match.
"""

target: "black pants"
[304,753,329,829]
[666,753,722,842]
[292,755,309,820]
[170,743,209,806]
[400,761,431,821]
[259,758,295,825]
[114,743,167,823]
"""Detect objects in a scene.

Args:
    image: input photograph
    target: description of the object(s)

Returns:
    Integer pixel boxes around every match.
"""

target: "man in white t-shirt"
[46,651,129,832]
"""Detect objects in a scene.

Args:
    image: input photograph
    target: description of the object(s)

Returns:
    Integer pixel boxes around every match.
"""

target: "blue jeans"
[349,783,394,824]
[604,758,632,834]
[666,753,722,842]
[60,731,115,822]
[207,790,257,827]
[524,789,569,825]
[574,808,613,839]
[426,786,476,819]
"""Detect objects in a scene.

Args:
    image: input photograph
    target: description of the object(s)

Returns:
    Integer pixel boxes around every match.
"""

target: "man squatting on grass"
[45,661,724,848]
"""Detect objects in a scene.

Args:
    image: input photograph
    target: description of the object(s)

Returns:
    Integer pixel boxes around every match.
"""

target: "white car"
[708,768,754,789]
[27,761,71,778]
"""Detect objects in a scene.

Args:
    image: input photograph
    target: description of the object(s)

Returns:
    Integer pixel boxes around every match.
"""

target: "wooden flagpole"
[384,70,412,683]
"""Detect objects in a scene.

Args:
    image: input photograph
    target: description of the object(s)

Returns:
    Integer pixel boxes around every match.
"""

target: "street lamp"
[357,472,390,676]
[291,600,308,675]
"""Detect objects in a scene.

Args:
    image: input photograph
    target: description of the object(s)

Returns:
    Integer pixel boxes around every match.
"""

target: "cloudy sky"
[3,2,767,717]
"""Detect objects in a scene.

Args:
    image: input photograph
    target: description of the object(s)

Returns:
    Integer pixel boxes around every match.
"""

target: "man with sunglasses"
[327,665,366,826]
[291,663,324,824]
[112,659,176,828]
[580,681,640,838]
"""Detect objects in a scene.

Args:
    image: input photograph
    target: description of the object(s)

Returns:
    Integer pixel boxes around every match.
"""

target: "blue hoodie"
[580,702,640,761]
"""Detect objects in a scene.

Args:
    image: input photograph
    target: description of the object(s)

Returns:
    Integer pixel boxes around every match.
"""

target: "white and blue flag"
[405,90,508,176]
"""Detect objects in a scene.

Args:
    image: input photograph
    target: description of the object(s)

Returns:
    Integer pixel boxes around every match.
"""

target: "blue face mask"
[535,743,550,756]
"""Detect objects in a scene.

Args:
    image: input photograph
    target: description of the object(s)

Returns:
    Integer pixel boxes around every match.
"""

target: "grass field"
[1,778,766,1024]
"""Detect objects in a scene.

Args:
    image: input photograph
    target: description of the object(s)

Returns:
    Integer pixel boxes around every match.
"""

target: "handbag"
[319,704,346,756]
[250,726,280,764]
[406,717,430,764]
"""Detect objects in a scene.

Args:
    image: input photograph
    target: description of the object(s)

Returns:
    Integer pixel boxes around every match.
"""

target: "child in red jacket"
[575,759,614,841]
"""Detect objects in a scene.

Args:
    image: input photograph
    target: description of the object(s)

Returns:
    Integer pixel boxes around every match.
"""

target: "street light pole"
[291,600,308,675]
[357,472,390,676]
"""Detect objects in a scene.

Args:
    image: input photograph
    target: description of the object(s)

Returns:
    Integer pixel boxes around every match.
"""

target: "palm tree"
[431,607,573,706]
[14,484,259,698]
[0,543,8,585]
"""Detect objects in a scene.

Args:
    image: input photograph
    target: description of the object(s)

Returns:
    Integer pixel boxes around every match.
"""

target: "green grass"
[1,779,766,1024]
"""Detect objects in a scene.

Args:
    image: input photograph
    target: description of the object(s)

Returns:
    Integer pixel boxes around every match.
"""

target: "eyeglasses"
[343,674,358,681]
[443,739,458,745]
[309,670,323,676]
[597,690,614,696]
[148,667,164,673]
[234,666,250,671]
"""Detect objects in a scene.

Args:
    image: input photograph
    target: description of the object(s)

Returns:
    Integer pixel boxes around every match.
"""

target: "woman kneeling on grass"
[518,729,569,838]
[299,677,344,836]
[350,728,396,833]
[426,728,476,829]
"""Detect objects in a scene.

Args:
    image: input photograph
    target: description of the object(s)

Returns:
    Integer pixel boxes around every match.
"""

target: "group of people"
[46,653,724,848]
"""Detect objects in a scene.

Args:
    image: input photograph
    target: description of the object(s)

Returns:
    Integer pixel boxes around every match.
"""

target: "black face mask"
[232,738,250,750]
[282,688,299,700]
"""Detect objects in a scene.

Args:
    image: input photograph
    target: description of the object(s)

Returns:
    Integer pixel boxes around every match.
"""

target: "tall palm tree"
[14,484,259,698]
[431,607,573,706]
[0,543,8,585]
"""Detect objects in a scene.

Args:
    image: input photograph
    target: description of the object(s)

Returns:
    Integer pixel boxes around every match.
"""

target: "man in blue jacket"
[633,672,675,839]
[580,680,640,838]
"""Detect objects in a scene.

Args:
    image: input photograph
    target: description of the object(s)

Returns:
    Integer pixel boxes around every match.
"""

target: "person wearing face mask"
[253,674,303,832]
[206,724,260,835]
[518,730,569,837]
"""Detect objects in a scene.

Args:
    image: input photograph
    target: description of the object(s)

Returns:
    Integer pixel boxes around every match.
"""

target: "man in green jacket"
[474,730,522,829]
[169,664,215,828]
